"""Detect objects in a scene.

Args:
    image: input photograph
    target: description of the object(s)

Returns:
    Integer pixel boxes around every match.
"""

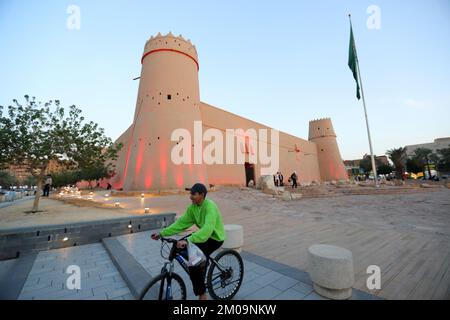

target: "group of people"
[273,171,284,186]
[274,170,299,188]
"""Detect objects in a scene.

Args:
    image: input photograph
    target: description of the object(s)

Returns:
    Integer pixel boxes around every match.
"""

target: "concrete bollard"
[222,224,244,252]
[307,244,354,300]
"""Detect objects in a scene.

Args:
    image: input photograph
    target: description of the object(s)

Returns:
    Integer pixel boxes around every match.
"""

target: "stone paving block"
[242,270,259,283]
[21,283,63,297]
[37,272,66,283]
[91,280,128,296]
[251,265,272,275]
[235,280,263,298]
[292,282,314,295]
[45,288,93,300]
[98,270,121,280]
[110,279,128,290]
[34,256,58,263]
[84,277,116,290]
[269,275,299,291]
[18,293,35,300]
[273,287,308,300]
[20,281,53,294]
[106,287,132,300]
[94,258,114,266]
[82,266,100,273]
[28,266,56,276]
[243,285,283,300]
[303,291,328,300]
[121,293,135,300]
[242,261,259,271]
[82,292,107,300]
[86,270,104,279]
[253,270,284,287]
[22,276,41,288]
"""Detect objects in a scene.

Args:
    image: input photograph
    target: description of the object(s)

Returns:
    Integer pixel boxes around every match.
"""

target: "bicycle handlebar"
[160,234,189,243]
[160,236,177,244]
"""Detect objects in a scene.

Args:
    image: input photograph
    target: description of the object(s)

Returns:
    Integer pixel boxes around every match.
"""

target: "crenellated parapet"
[141,32,199,70]
[308,117,336,140]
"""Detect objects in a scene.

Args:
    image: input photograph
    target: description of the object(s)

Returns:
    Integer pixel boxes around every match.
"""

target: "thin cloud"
[404,99,432,110]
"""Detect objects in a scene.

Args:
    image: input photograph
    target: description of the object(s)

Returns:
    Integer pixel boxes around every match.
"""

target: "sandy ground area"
[0,197,140,230]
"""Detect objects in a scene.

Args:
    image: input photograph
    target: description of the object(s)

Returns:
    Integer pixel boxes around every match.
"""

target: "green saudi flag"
[348,25,361,100]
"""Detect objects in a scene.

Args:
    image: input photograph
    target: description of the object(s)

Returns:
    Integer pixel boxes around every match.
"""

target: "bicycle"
[139,235,244,300]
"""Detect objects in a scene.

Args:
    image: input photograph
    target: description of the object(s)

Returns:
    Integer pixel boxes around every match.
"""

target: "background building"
[405,137,450,157]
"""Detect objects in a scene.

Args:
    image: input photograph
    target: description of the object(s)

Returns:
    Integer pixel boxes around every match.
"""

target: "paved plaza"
[1,184,449,300]
[1,230,376,300]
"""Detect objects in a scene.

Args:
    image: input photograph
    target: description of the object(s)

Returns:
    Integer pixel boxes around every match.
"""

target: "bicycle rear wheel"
[140,272,187,300]
[206,249,244,300]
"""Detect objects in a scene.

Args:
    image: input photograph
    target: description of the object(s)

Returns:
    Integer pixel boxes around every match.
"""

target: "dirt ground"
[0,197,140,230]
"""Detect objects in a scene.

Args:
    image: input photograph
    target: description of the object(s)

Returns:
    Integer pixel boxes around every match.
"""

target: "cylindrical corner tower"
[122,32,208,190]
[308,118,348,182]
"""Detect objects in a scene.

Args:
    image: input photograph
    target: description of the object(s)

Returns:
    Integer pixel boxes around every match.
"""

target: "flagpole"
[348,14,379,187]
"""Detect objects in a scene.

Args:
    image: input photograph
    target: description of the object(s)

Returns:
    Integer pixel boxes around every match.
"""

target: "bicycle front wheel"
[140,272,187,300]
[206,249,244,300]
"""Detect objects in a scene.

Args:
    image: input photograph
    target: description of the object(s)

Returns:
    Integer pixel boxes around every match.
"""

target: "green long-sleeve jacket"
[159,198,226,243]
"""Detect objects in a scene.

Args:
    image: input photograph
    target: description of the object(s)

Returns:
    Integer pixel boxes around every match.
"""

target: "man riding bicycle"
[151,183,226,300]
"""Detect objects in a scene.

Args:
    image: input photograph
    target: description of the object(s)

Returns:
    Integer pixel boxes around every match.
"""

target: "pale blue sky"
[1,0,449,159]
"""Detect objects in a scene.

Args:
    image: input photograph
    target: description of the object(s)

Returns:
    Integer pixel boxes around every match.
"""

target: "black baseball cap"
[185,183,207,196]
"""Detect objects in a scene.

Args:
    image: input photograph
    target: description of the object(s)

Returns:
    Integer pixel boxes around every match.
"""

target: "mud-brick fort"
[104,32,348,191]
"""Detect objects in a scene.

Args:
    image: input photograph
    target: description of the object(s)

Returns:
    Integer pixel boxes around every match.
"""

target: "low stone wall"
[111,189,189,197]
[0,213,175,260]
[0,191,34,202]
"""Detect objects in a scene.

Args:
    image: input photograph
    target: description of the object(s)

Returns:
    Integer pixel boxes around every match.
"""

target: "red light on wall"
[135,139,145,176]
[145,175,152,189]
[329,162,335,180]
[159,143,168,186]
[176,175,183,188]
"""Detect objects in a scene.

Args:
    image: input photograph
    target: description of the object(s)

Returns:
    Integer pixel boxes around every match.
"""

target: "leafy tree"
[413,148,437,179]
[406,158,422,174]
[51,170,81,188]
[23,174,37,188]
[386,147,407,179]
[0,95,122,212]
[436,145,450,172]
[359,154,383,176]
[377,164,393,175]
[0,170,18,189]
[79,165,110,189]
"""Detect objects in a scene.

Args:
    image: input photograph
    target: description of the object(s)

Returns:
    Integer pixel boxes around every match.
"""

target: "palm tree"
[386,147,407,179]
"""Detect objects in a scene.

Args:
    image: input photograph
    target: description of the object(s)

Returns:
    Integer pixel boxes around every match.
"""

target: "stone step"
[0,253,38,299]
[102,237,152,299]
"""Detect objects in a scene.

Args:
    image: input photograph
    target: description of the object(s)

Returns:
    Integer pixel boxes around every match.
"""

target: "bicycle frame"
[160,237,231,298]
